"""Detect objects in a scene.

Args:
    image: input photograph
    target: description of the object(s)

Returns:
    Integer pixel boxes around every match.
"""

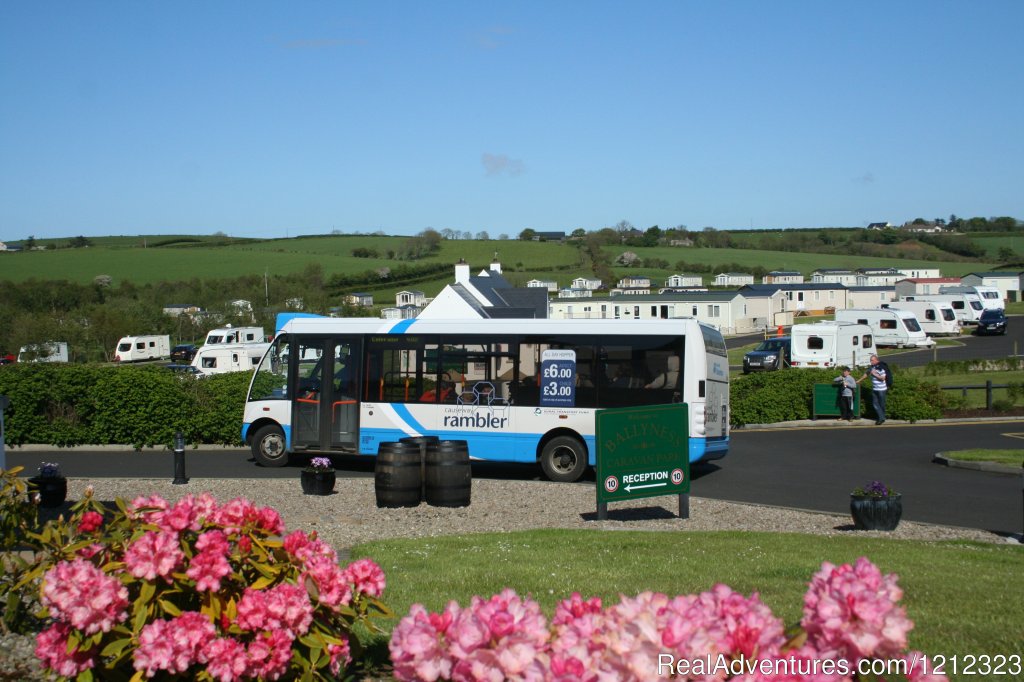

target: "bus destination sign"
[539,349,576,407]
[595,403,689,519]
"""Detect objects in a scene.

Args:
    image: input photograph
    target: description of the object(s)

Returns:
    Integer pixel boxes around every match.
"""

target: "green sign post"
[595,403,689,520]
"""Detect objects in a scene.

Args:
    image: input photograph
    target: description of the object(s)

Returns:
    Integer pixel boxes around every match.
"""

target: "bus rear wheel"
[540,436,588,483]
[252,425,288,467]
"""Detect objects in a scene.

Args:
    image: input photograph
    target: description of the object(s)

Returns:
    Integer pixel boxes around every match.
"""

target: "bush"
[731,367,949,426]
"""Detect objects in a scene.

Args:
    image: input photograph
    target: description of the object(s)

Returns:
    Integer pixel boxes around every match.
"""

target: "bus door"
[291,337,362,451]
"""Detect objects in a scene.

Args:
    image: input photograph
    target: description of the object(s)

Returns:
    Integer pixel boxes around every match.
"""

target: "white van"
[17,342,69,363]
[835,308,933,348]
[881,301,959,336]
[113,335,171,362]
[191,342,270,376]
[203,326,265,346]
[790,322,875,369]
[938,285,1004,311]
[900,293,984,325]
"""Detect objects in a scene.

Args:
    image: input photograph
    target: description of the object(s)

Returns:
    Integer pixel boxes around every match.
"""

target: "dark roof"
[604,291,741,302]
[847,286,896,292]
[741,283,848,294]
[766,271,802,275]
[450,271,549,318]
[966,271,1022,277]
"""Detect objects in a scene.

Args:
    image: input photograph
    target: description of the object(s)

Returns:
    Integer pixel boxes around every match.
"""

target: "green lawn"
[353,529,1023,681]
[942,449,1024,466]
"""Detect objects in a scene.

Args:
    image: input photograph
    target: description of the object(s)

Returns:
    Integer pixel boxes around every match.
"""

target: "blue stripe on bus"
[389,403,430,435]
[387,319,418,334]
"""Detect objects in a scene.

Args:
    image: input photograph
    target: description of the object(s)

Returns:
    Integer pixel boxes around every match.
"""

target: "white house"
[228,300,254,321]
[557,288,593,299]
[163,304,204,317]
[571,277,603,290]
[666,273,703,288]
[396,290,427,307]
[548,291,755,333]
[811,269,858,286]
[617,275,651,289]
[847,286,897,308]
[345,293,373,307]
[900,267,942,279]
[285,297,305,310]
[380,305,421,320]
[762,271,804,284]
[741,283,850,316]
[960,271,1022,303]
[856,268,906,286]
[526,279,558,292]
[418,260,548,319]
[894,277,961,298]
[713,272,754,287]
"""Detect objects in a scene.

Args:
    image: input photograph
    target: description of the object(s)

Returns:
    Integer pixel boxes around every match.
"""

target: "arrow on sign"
[625,482,667,493]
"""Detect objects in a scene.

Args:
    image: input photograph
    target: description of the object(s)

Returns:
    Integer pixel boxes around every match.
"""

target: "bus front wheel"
[540,436,588,483]
[252,425,288,467]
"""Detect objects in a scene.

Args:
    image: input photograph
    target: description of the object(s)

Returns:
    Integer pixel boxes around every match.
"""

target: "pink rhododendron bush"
[27,489,391,681]
[390,558,947,682]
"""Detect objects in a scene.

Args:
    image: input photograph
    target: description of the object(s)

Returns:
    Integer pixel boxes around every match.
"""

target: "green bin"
[812,383,859,419]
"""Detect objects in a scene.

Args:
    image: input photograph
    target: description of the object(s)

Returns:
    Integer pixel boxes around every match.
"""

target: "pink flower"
[305,555,353,608]
[390,602,458,682]
[186,548,233,592]
[128,494,169,520]
[328,635,353,677]
[344,557,387,598]
[802,557,913,661]
[247,629,294,680]
[124,530,184,581]
[77,510,104,533]
[35,623,96,677]
[134,612,216,677]
[41,559,129,636]
[236,584,313,637]
[201,637,249,682]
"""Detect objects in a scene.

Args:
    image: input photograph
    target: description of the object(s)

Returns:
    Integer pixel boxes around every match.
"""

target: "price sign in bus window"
[540,349,576,407]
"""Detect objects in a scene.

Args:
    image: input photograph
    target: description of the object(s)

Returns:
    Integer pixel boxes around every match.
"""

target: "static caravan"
[113,335,171,362]
[191,342,270,376]
[790,322,875,369]
[834,308,933,348]
[17,342,69,363]
[203,326,266,346]
[881,301,959,336]
[900,293,983,325]
[939,285,1004,311]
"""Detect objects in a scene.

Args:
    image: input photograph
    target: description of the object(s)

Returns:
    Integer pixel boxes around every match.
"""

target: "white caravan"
[191,342,270,376]
[938,285,1004,311]
[203,326,265,346]
[790,322,875,369]
[881,301,959,336]
[17,342,69,363]
[113,335,171,362]
[835,308,933,348]
[899,293,984,325]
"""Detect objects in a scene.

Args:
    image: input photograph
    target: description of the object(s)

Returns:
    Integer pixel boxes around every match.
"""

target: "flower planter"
[300,469,336,496]
[850,493,902,531]
[28,476,68,508]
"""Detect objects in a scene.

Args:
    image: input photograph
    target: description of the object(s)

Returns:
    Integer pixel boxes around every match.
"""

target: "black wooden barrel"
[375,441,422,508]
[425,439,471,507]
[400,435,440,499]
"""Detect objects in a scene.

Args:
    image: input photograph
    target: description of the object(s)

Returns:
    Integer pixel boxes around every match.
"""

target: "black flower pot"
[300,470,336,496]
[850,494,902,531]
[28,476,68,508]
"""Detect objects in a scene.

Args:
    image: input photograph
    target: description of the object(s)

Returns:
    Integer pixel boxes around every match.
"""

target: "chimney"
[489,259,502,274]
[454,258,471,283]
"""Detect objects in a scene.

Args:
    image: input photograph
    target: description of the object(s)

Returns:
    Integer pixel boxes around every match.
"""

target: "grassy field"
[943,449,1024,466]
[352,529,1023,681]
[0,233,996,287]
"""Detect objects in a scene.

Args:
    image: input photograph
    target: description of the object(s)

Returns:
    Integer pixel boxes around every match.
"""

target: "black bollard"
[173,431,189,484]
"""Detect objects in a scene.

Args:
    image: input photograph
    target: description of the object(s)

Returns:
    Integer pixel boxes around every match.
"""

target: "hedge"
[0,363,955,447]
[0,365,252,448]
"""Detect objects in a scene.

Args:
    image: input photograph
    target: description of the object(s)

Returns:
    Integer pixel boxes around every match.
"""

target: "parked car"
[170,344,199,363]
[165,363,202,376]
[975,309,1008,336]
[743,336,791,373]
[0,353,15,365]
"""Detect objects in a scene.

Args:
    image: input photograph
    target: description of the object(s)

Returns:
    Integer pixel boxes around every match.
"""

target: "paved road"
[8,421,1023,534]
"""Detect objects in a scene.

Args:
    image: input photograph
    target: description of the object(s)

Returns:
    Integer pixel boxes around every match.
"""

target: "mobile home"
[790,322,875,369]
[191,342,270,376]
[899,293,984,325]
[17,342,69,363]
[203,326,265,346]
[938,285,1004,311]
[113,335,171,362]
[881,301,959,336]
[834,308,933,348]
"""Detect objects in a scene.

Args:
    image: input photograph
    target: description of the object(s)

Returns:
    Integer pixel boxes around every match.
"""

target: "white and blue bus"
[242,314,729,482]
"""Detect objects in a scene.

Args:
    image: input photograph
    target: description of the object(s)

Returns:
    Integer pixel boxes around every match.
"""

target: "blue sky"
[2,1,1022,241]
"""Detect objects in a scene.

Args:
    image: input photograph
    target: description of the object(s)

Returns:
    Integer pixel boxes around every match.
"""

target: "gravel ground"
[2,476,1015,679]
